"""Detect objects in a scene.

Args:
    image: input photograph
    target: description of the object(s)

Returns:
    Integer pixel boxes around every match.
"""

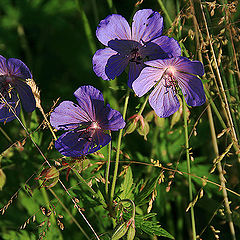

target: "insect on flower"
[0,55,36,123]
[50,85,126,157]
[132,56,206,118]
[92,9,181,88]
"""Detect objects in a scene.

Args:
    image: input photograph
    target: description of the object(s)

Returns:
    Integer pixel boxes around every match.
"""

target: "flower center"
[90,121,101,130]
[162,72,178,93]
[129,47,143,65]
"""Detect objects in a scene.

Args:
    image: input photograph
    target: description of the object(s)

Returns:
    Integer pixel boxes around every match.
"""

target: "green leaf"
[119,166,134,200]
[0,168,6,190]
[135,176,159,206]
[123,213,174,239]
[137,219,174,239]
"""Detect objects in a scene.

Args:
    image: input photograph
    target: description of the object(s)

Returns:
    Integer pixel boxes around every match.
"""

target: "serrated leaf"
[138,220,174,239]
[119,167,134,200]
[135,176,160,206]
[123,213,174,239]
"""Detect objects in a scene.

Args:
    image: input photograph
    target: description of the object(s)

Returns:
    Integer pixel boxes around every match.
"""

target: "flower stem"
[110,88,130,202]
[138,95,149,116]
[182,96,197,240]
[105,131,112,198]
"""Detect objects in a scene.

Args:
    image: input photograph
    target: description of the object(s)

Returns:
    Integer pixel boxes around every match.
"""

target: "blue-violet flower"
[93,9,181,88]
[132,56,206,118]
[0,55,36,122]
[50,85,126,157]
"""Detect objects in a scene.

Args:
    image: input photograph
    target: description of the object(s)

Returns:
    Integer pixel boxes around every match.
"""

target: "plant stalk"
[183,96,197,240]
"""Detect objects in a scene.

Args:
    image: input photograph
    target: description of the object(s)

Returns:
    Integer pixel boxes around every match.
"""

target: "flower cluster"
[93,9,206,118]
[93,9,181,88]
[0,55,36,122]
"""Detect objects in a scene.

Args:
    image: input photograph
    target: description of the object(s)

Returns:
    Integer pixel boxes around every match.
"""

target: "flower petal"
[93,48,118,80]
[55,130,111,157]
[171,57,204,76]
[149,80,180,118]
[128,61,145,88]
[50,101,91,130]
[13,79,36,112]
[0,91,21,122]
[105,53,129,80]
[0,55,8,75]
[132,66,163,97]
[151,36,181,58]
[177,73,206,106]
[7,58,32,79]
[108,39,140,55]
[96,14,131,46]
[132,9,163,43]
[74,85,105,121]
[99,104,126,131]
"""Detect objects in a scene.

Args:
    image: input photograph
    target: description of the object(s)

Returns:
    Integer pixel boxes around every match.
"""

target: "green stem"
[49,188,91,240]
[110,89,131,202]
[76,0,97,54]
[105,131,112,198]
[183,96,196,240]
[0,127,13,143]
[157,0,172,27]
[138,95,149,115]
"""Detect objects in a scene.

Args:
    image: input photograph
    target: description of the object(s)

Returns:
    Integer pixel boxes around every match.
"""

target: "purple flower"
[50,85,126,157]
[93,9,181,88]
[0,55,36,122]
[132,57,206,118]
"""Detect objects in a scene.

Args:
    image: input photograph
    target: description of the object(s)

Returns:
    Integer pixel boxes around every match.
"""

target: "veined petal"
[13,79,36,112]
[105,53,129,80]
[93,48,118,81]
[132,9,163,43]
[132,66,163,97]
[151,36,181,58]
[177,73,206,106]
[149,80,180,118]
[170,57,204,76]
[55,130,111,157]
[0,55,8,75]
[96,14,131,46]
[74,85,105,121]
[0,91,21,122]
[7,58,32,79]
[50,101,91,130]
[99,104,126,131]
[128,61,145,89]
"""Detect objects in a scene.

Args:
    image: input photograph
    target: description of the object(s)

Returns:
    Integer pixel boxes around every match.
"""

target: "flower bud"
[111,222,129,240]
[36,167,59,189]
